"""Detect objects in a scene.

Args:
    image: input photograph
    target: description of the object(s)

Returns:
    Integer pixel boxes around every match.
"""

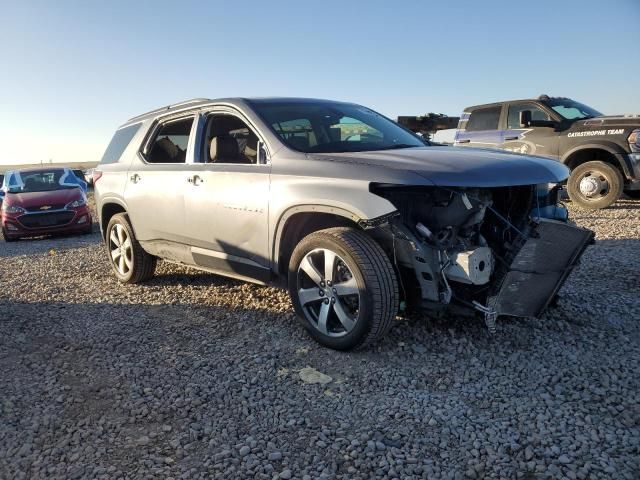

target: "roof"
[125,97,353,125]
[464,94,568,112]
[6,166,69,175]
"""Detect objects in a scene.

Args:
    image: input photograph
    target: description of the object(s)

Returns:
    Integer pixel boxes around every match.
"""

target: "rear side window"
[146,117,194,164]
[466,106,501,132]
[100,123,142,164]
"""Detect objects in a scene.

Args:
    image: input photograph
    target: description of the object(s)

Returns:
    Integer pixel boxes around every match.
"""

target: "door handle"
[457,139,471,144]
[130,174,140,183]
[188,175,203,186]
[505,136,519,141]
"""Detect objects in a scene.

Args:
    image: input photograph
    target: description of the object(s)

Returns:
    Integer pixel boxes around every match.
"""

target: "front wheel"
[106,213,156,284]
[567,161,623,209]
[2,229,17,242]
[288,227,399,351]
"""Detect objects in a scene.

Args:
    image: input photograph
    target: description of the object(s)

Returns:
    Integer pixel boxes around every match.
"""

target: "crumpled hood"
[575,115,640,128]
[5,188,82,209]
[310,146,569,187]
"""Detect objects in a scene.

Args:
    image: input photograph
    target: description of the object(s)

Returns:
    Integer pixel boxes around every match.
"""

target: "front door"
[501,102,560,158]
[182,111,271,282]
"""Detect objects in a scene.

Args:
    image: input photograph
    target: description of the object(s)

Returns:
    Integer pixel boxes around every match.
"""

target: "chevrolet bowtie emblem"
[40,205,52,210]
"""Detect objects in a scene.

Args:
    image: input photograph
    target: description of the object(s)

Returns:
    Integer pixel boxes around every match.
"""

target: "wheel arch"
[100,199,128,239]
[272,205,364,279]
[561,143,629,177]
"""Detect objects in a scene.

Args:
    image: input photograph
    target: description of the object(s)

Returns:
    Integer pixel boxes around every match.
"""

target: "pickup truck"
[453,95,640,209]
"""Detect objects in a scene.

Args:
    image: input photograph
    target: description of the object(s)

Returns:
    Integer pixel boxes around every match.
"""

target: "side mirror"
[519,110,532,128]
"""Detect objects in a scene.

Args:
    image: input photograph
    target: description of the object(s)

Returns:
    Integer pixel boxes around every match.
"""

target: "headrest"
[287,135,310,151]
[210,136,239,162]
[156,137,179,160]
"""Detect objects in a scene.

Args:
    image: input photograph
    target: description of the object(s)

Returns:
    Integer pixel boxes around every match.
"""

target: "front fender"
[268,176,398,269]
[561,142,632,177]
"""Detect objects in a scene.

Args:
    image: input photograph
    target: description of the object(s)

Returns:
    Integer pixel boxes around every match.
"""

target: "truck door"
[454,105,504,149]
[501,102,560,159]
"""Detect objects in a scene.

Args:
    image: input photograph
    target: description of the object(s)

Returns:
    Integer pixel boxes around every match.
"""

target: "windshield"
[545,98,602,120]
[251,101,426,153]
[6,169,81,193]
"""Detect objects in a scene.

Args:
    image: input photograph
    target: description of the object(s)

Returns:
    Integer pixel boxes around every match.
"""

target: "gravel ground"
[0,196,639,479]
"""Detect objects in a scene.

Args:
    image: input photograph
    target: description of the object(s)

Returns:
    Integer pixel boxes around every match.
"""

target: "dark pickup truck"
[453,95,640,209]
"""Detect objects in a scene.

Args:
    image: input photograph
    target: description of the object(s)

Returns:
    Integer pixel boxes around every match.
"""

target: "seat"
[150,137,180,163]
[24,177,39,190]
[209,135,241,163]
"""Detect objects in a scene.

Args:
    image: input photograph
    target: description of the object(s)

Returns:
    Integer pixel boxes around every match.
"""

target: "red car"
[1,167,92,241]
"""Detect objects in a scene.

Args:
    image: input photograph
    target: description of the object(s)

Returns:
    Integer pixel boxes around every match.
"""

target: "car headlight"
[66,197,87,209]
[1,204,26,214]
[629,129,640,149]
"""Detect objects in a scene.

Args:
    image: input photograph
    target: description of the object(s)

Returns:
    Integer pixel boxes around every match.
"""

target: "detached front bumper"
[2,206,92,239]
[488,219,594,318]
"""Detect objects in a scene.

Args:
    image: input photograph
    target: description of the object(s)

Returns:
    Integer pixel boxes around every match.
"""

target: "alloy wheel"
[109,223,133,276]
[296,248,361,337]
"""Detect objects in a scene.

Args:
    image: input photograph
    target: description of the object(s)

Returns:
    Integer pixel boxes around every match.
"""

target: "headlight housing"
[629,129,640,150]
[66,197,87,209]
[1,203,26,214]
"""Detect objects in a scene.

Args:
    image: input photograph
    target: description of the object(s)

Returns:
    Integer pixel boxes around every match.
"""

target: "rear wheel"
[288,227,399,351]
[106,213,156,283]
[567,161,623,209]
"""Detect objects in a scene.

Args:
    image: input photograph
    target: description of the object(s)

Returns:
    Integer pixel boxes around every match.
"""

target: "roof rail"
[128,98,211,122]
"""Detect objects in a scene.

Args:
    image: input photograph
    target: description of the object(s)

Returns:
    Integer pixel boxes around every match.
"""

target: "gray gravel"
[0,196,639,479]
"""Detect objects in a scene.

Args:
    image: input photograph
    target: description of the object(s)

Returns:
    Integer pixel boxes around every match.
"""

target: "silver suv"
[95,98,593,350]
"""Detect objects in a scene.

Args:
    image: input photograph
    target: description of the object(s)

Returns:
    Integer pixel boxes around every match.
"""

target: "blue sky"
[0,0,638,164]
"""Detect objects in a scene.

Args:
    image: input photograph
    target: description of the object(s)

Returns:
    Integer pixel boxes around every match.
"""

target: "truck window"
[507,104,550,129]
[465,107,501,132]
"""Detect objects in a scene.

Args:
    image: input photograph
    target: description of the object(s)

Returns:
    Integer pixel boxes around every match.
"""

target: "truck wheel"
[106,213,156,284]
[567,161,623,209]
[288,227,399,351]
[624,189,640,199]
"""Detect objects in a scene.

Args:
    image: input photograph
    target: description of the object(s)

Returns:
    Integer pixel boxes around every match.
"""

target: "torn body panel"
[369,184,593,325]
[488,219,594,318]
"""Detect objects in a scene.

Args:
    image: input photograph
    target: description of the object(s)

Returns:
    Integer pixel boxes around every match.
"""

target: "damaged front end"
[367,183,594,330]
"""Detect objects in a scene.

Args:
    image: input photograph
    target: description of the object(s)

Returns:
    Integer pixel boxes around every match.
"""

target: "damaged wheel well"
[276,212,359,277]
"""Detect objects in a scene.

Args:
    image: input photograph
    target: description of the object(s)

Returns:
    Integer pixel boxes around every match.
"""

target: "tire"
[288,227,399,351]
[2,229,17,242]
[106,213,156,284]
[567,161,623,209]
[624,189,640,200]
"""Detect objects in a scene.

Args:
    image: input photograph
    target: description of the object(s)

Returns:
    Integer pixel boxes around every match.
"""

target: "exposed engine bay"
[369,184,594,330]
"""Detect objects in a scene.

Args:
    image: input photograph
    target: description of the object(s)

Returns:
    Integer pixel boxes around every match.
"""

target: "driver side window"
[507,104,550,129]
[202,114,260,164]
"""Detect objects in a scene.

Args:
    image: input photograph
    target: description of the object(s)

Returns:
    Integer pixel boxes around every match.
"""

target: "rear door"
[454,105,504,149]
[124,115,196,244]
[501,102,560,158]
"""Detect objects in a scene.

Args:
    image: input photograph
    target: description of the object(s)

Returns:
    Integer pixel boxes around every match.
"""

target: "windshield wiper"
[375,144,419,151]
